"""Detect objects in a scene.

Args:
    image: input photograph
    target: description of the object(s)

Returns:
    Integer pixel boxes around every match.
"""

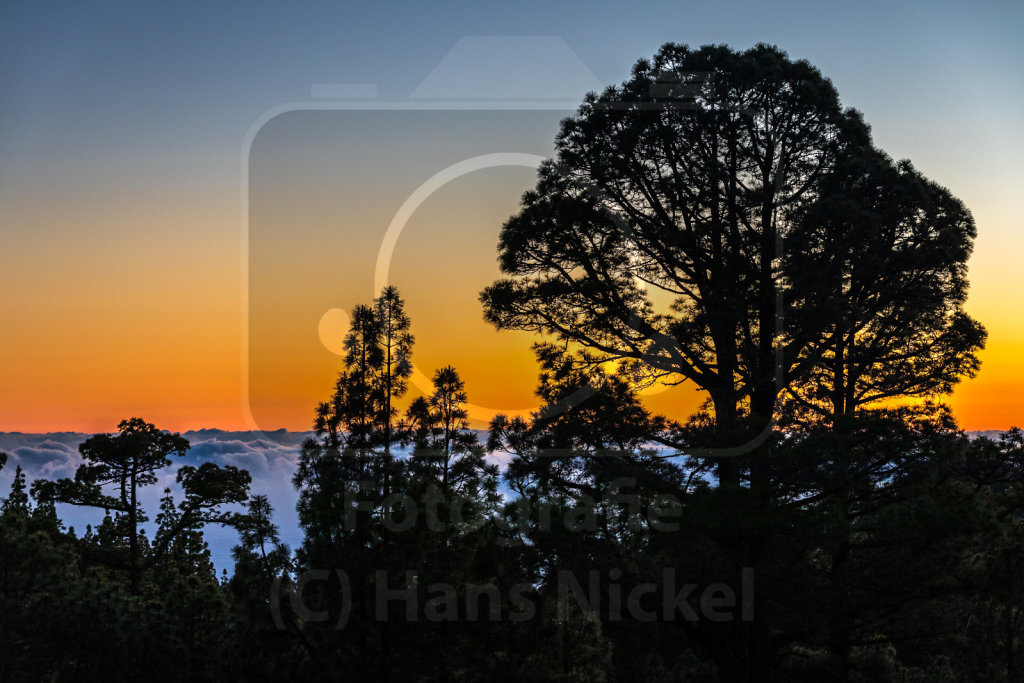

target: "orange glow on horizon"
[1,124,1020,436]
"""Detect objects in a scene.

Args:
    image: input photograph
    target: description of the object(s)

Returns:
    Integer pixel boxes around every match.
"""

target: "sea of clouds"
[5,428,1006,575]
[0,429,505,575]
[0,430,314,575]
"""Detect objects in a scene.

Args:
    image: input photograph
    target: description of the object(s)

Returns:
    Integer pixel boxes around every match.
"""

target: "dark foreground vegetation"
[3,44,1022,682]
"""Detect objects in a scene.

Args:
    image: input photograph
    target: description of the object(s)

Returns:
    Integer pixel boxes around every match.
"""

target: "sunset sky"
[1,1,1021,433]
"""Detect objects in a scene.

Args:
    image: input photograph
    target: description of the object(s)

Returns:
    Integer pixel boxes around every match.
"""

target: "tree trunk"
[129,459,139,594]
[713,391,741,488]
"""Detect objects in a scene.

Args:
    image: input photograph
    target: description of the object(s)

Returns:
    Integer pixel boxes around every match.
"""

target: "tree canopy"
[480,43,984,466]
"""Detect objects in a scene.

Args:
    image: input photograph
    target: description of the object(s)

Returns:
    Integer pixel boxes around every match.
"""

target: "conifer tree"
[32,418,189,592]
[375,285,414,454]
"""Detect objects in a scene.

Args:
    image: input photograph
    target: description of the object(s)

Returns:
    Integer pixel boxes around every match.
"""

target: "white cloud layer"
[0,429,504,575]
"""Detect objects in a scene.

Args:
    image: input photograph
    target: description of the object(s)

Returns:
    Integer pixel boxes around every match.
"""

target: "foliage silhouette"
[1,43,1016,683]
[480,43,985,487]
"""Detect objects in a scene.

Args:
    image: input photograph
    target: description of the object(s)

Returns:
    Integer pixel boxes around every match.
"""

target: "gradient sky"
[1,0,1022,433]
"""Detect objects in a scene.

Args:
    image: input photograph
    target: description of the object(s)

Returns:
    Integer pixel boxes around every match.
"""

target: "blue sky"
[4,1,1020,180]
[1,1,1022,432]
